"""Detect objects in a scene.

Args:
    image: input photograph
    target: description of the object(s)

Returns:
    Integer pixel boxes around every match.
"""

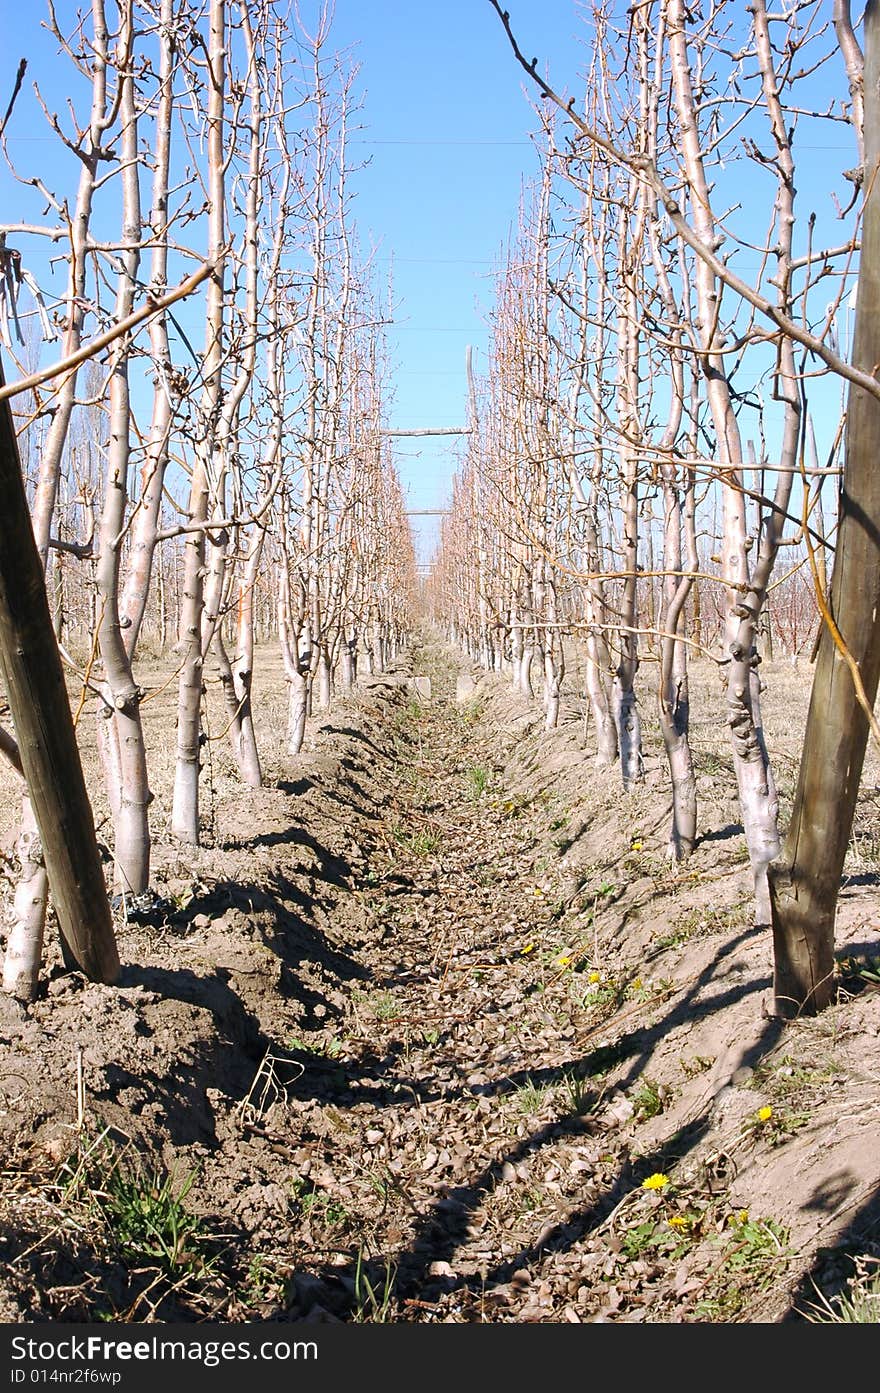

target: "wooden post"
[0,359,120,986]
[767,0,880,1016]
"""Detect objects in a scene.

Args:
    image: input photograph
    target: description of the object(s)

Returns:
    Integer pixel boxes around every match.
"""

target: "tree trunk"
[170,0,226,844]
[171,479,208,843]
[2,796,48,1000]
[767,0,880,1017]
[213,628,262,788]
[315,649,332,712]
[287,668,308,756]
[95,9,152,896]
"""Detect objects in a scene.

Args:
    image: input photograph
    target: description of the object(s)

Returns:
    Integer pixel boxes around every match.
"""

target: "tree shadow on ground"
[781,1180,880,1322]
[157,869,372,985]
[696,822,744,845]
[320,725,395,763]
[0,1203,251,1322]
[840,871,880,889]
[215,826,354,888]
[280,930,786,1318]
[378,927,775,1111]
[276,777,315,797]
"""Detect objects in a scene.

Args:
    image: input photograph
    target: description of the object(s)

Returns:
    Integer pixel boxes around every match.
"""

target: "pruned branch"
[0,260,216,404]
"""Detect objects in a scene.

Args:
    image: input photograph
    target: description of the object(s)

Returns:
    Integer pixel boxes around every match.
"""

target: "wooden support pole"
[0,357,120,986]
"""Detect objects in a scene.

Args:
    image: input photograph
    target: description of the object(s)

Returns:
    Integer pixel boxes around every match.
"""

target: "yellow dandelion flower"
[521,943,535,955]
[737,1210,749,1224]
[757,1105,773,1123]
[667,1216,688,1229]
[557,955,572,967]
[631,839,643,851]
[641,1173,670,1191]
[588,970,601,983]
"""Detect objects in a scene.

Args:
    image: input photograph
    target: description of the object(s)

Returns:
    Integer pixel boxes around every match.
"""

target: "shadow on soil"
[0,1207,251,1322]
[782,1183,880,1322]
[280,928,787,1320]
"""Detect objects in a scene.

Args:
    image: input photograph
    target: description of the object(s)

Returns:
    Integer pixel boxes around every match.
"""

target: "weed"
[659,900,751,950]
[631,1078,669,1121]
[838,953,880,993]
[392,823,441,857]
[621,1216,698,1263]
[464,765,490,799]
[804,1258,880,1323]
[698,751,732,777]
[625,975,672,1002]
[408,777,433,807]
[558,1069,594,1116]
[286,1033,342,1058]
[750,1054,837,1102]
[243,1254,289,1306]
[296,1187,349,1228]
[364,990,399,1021]
[743,1102,810,1147]
[458,699,482,726]
[694,1213,790,1318]
[511,1077,553,1116]
[100,1159,210,1276]
[723,1214,788,1270]
[516,1185,544,1214]
[577,973,625,1014]
[58,1132,212,1281]
[353,1249,397,1322]
[680,1054,714,1078]
[693,1290,746,1320]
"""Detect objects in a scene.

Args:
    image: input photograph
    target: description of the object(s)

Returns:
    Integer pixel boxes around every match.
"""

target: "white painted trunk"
[339,640,356,690]
[214,631,262,789]
[664,727,697,862]
[613,679,644,791]
[2,797,48,1001]
[372,620,385,672]
[586,638,618,767]
[519,644,535,699]
[288,670,308,756]
[543,647,562,731]
[728,662,779,924]
[316,652,332,712]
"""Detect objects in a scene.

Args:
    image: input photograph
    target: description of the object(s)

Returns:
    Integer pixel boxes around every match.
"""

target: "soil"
[0,632,879,1325]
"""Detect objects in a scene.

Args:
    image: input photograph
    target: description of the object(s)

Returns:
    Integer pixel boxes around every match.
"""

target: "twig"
[0,261,216,404]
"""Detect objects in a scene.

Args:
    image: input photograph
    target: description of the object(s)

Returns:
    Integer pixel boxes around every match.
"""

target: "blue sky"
[325,0,587,564]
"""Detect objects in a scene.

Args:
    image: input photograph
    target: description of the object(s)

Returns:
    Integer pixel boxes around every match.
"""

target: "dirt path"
[248,639,618,1323]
